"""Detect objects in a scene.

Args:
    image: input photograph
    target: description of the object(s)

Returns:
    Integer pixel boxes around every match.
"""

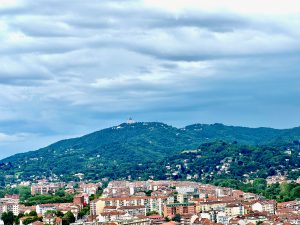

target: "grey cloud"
[0,0,299,157]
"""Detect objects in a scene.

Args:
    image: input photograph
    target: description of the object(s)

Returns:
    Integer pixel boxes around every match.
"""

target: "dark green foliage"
[62,211,75,225]
[89,194,95,201]
[212,179,300,202]
[146,211,159,216]
[22,216,42,225]
[15,213,24,224]
[78,206,90,219]
[165,217,171,222]
[1,122,300,189]
[23,193,74,206]
[162,141,300,183]
[1,212,14,225]
[2,186,31,202]
[172,214,181,222]
[1,123,196,181]
[55,189,66,197]
[28,211,37,217]
[144,190,153,196]
[291,186,300,199]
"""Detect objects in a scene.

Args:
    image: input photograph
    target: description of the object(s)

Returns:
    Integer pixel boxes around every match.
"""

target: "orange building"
[163,202,196,217]
[73,194,85,206]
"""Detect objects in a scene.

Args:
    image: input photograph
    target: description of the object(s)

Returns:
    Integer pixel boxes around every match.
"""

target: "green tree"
[18,186,31,201]
[15,213,24,224]
[89,194,95,201]
[253,178,267,193]
[55,189,65,197]
[62,211,75,225]
[78,206,90,219]
[1,212,14,225]
[172,214,181,222]
[291,186,300,199]
[23,216,42,225]
[146,211,158,216]
[144,190,153,196]
[28,211,37,217]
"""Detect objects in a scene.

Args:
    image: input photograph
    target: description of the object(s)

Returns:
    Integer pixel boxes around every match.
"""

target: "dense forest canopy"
[1,122,300,186]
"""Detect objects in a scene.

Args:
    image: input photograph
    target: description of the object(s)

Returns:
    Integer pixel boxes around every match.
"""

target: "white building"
[36,204,57,215]
[252,201,276,214]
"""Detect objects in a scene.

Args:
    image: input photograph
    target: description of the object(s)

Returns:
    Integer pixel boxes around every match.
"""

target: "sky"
[0,0,300,158]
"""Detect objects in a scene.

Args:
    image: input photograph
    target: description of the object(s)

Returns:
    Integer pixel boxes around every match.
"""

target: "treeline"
[0,186,31,201]
[0,186,75,206]
[1,210,75,225]
[213,178,300,202]
[23,192,74,206]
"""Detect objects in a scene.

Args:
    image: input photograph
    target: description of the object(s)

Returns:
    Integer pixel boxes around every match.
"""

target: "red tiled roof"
[31,221,44,225]
[161,222,176,225]
[119,206,145,209]
[100,211,126,216]
[100,195,168,201]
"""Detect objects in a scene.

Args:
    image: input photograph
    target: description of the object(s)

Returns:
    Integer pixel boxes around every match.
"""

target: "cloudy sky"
[0,0,300,158]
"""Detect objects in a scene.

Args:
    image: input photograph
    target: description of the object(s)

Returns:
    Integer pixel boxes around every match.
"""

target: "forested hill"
[1,122,300,184]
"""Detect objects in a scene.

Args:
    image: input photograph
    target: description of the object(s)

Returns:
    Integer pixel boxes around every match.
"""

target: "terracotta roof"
[100,211,126,216]
[199,218,214,225]
[31,221,44,225]
[20,216,35,221]
[119,205,145,209]
[55,217,63,222]
[100,195,168,201]
[147,215,163,220]
[161,222,176,225]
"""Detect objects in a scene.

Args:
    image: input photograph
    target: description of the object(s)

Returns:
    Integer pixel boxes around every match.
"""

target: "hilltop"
[1,122,300,184]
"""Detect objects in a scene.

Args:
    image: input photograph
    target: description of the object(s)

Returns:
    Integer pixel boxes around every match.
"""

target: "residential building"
[93,196,168,216]
[36,204,57,215]
[224,203,245,216]
[252,201,276,214]
[0,196,20,215]
[119,206,146,216]
[31,182,65,195]
[163,202,196,217]
[43,213,63,225]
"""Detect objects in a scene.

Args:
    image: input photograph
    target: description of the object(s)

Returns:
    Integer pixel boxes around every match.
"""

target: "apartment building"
[224,203,245,216]
[252,200,276,214]
[31,182,65,195]
[0,196,20,215]
[163,202,196,217]
[91,196,168,216]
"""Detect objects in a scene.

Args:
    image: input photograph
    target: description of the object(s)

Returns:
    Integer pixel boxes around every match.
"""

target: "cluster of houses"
[1,180,300,225]
[265,174,300,186]
[30,180,101,196]
[84,180,300,225]
[0,180,101,225]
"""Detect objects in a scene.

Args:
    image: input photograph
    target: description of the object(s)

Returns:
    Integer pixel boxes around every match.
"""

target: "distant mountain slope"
[1,122,300,184]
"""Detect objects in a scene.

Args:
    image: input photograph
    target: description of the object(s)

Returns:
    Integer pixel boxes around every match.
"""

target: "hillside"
[1,122,300,184]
